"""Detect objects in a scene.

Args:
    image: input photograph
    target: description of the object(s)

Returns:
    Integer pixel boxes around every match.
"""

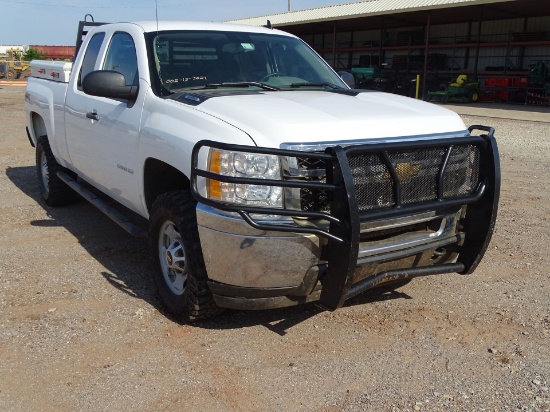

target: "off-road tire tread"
[149,191,222,322]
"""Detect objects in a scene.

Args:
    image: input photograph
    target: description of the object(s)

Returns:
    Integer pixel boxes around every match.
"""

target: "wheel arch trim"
[143,157,191,215]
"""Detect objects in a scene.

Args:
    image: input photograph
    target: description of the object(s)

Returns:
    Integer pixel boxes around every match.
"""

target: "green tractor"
[427,74,481,103]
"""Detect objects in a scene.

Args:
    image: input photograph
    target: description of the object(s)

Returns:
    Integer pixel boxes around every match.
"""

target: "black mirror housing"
[82,70,138,101]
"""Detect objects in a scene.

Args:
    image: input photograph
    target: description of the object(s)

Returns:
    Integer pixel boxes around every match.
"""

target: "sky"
[1,0,354,46]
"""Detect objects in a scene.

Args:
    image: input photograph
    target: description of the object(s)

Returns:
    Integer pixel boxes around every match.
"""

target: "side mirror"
[82,70,138,101]
[338,71,355,89]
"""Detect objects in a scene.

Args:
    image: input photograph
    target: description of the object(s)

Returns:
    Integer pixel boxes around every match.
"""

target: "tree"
[23,48,46,61]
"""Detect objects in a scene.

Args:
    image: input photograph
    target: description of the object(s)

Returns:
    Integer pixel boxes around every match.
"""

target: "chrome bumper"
[197,202,464,296]
[196,203,322,289]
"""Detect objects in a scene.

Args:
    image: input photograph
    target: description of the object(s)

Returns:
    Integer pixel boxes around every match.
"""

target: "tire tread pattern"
[149,191,222,322]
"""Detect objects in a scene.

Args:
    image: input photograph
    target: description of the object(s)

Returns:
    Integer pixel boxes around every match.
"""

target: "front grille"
[300,186,329,212]
[297,156,326,172]
[348,153,396,211]
[443,145,481,198]
[349,144,480,212]
[294,143,481,213]
[296,156,330,212]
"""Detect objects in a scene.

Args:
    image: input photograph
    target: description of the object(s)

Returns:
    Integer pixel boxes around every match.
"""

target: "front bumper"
[196,203,321,290]
[192,126,500,311]
[198,203,468,310]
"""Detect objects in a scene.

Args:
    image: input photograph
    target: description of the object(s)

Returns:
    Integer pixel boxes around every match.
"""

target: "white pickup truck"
[24,19,500,321]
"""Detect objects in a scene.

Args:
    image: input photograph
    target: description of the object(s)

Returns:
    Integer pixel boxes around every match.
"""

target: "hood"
[169,90,467,148]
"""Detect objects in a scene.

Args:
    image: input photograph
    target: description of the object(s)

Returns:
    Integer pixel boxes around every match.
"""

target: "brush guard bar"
[191,126,500,310]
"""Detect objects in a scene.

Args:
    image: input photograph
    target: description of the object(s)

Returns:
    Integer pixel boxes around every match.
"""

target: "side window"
[103,32,138,86]
[79,32,105,88]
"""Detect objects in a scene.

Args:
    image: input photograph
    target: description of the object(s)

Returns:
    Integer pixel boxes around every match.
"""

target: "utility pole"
[288,0,291,11]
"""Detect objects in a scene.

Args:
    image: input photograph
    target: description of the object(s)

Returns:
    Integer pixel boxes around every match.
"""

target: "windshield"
[146,30,347,95]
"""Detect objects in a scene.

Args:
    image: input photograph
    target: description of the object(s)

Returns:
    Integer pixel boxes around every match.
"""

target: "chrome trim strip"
[360,211,438,233]
[357,212,458,258]
[279,130,469,152]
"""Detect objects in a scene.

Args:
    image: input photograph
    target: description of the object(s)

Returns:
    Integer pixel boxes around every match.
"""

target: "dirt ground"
[0,85,549,412]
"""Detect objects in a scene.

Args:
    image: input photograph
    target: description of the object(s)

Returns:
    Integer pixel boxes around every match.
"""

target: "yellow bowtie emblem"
[386,162,421,182]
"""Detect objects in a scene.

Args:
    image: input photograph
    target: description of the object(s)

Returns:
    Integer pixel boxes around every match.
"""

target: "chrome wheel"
[158,220,187,295]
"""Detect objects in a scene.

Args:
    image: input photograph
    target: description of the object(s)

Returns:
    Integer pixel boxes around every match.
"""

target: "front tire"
[149,191,221,322]
[36,136,79,206]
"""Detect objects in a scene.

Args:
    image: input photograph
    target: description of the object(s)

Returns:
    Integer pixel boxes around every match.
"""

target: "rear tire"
[149,190,222,322]
[36,136,79,206]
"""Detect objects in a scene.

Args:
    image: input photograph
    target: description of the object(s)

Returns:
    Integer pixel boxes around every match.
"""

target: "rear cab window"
[78,32,105,88]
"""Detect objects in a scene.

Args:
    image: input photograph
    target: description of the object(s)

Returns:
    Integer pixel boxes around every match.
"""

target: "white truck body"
[24,20,500,320]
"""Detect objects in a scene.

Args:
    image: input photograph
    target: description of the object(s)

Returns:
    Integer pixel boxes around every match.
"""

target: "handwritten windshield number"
[165,76,207,84]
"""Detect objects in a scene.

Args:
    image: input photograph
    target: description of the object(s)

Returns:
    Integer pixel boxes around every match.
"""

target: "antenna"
[155,0,159,32]
[265,20,273,29]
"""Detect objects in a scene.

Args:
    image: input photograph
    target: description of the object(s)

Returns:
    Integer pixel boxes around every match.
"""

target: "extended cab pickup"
[24,19,500,321]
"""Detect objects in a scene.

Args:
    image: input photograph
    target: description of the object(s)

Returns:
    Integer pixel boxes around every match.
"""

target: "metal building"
[228,0,550,104]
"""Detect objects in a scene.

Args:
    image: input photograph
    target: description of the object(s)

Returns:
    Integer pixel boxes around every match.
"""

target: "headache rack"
[74,15,108,62]
[191,126,500,310]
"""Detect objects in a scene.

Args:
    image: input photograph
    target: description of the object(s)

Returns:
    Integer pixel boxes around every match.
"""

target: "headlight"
[207,148,283,207]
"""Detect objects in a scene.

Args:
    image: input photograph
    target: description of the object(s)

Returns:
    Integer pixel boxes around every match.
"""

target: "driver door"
[65,31,144,212]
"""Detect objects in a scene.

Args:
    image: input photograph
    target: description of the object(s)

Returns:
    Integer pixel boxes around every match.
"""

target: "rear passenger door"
[65,28,145,214]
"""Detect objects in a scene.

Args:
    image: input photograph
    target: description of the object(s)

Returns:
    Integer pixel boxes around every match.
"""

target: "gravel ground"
[0,86,549,412]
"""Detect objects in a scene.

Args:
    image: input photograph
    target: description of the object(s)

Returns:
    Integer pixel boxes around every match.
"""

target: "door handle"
[86,111,100,121]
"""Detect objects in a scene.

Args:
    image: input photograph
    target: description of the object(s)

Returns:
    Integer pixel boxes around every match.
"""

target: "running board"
[57,171,148,238]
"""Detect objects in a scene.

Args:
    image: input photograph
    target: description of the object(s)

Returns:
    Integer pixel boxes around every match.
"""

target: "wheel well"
[30,113,47,142]
[144,158,190,214]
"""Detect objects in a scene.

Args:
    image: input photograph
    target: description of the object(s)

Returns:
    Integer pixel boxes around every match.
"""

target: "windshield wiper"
[290,82,343,90]
[203,82,280,91]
